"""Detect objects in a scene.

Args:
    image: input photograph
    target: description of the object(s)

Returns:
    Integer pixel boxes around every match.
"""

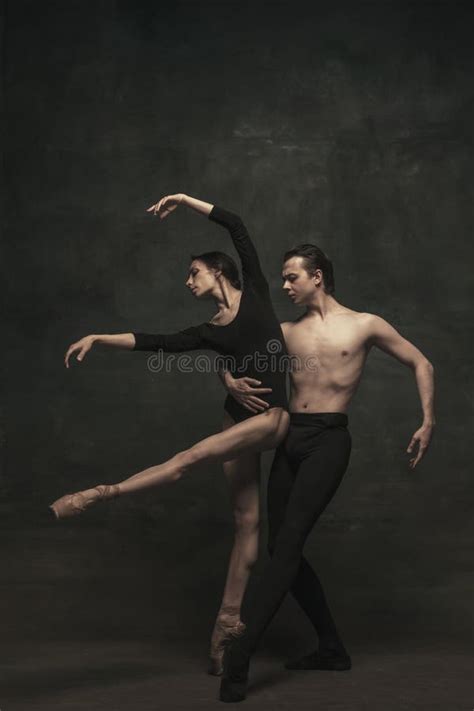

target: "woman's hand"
[64,335,96,368]
[406,423,434,469]
[225,373,273,414]
[147,193,185,219]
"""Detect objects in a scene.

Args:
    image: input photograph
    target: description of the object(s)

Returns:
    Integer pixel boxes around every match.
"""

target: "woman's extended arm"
[64,326,208,368]
[64,333,135,368]
[147,193,268,290]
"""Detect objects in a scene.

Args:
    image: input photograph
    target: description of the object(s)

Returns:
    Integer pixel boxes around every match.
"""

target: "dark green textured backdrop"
[1,1,472,653]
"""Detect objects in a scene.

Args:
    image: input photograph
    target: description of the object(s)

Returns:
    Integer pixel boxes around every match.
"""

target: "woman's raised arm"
[147,193,268,292]
[147,193,213,219]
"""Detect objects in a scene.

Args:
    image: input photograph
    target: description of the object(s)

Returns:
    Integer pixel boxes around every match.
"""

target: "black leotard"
[133,205,288,423]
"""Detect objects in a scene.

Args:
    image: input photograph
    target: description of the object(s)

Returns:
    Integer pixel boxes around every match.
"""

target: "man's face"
[282,256,319,305]
[185,259,218,299]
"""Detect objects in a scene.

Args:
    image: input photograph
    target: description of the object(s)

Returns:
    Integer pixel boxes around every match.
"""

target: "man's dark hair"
[191,251,242,290]
[283,244,335,295]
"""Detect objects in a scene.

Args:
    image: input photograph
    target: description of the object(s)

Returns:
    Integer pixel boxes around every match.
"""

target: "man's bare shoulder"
[332,309,381,340]
[282,308,371,326]
[335,306,368,320]
[281,310,387,344]
[280,306,386,332]
[356,311,392,331]
[353,312,404,348]
[337,309,389,323]
[280,314,304,329]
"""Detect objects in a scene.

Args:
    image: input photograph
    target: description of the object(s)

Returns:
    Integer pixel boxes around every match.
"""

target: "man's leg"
[220,420,351,701]
[267,438,349,664]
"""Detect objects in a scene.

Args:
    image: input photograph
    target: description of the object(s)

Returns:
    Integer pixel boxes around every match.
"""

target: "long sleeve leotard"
[133,205,288,423]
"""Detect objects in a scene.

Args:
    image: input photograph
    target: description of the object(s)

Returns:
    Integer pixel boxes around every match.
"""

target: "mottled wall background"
[1,0,472,654]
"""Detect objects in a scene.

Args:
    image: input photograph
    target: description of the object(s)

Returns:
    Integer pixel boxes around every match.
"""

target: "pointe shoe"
[208,613,247,676]
[49,484,120,519]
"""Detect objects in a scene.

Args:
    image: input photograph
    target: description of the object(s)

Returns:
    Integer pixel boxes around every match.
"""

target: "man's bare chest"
[286,320,368,370]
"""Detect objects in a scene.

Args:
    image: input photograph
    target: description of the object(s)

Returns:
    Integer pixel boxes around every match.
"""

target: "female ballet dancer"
[50,193,290,675]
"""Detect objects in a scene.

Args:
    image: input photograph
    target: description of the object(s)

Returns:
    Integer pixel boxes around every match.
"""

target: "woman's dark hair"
[190,251,242,290]
[283,243,335,295]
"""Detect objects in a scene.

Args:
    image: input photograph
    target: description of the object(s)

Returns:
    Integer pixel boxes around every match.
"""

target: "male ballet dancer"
[219,243,435,702]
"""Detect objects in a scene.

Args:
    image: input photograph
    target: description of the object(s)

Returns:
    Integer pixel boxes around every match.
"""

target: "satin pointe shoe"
[208,608,247,676]
[49,484,120,519]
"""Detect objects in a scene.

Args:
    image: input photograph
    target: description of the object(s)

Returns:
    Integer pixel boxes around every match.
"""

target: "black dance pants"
[240,411,352,657]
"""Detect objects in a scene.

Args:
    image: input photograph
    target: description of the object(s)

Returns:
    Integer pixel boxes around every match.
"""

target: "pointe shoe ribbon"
[49,484,120,519]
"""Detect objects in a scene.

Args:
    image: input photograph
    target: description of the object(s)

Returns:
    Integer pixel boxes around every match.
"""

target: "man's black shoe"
[219,640,250,703]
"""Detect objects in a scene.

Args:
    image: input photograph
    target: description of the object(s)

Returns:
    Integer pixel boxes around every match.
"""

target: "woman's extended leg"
[50,407,289,517]
[209,412,261,675]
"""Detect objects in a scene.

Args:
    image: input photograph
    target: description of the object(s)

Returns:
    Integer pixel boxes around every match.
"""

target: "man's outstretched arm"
[368,315,435,468]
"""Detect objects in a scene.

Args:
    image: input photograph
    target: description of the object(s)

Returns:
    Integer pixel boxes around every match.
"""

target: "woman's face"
[185,259,218,299]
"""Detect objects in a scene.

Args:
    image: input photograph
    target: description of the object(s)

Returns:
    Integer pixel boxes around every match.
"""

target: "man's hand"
[406,423,434,468]
[64,335,96,368]
[225,375,273,414]
[147,193,185,219]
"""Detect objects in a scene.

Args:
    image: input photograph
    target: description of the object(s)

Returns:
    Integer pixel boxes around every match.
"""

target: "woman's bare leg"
[50,408,289,517]
[221,449,261,611]
[115,407,288,495]
[209,412,261,674]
